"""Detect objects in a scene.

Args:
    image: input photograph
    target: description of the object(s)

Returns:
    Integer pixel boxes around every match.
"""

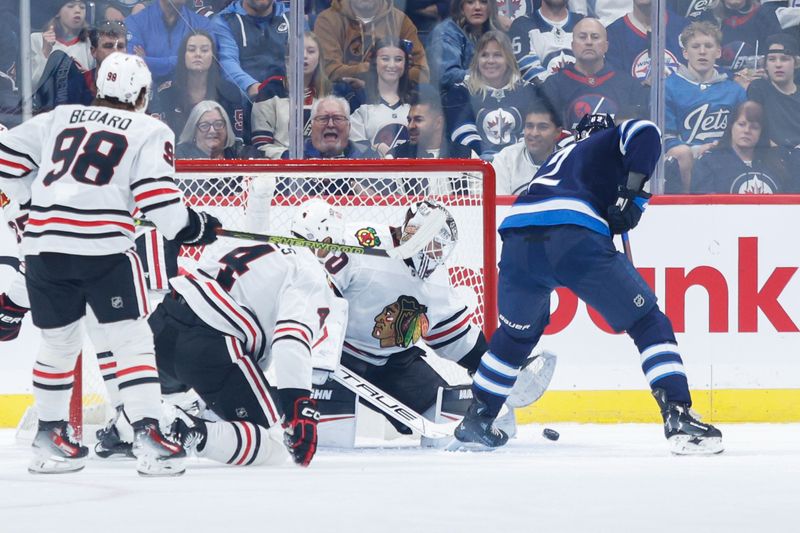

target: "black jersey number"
[43,128,129,186]
[216,244,274,291]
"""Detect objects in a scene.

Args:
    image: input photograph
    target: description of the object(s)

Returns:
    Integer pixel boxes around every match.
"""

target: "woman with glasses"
[31,1,93,87]
[149,30,239,138]
[444,30,541,161]
[177,100,240,159]
[349,38,417,158]
[251,32,354,159]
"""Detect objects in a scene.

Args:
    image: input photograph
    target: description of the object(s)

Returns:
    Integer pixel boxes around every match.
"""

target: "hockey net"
[64,159,497,436]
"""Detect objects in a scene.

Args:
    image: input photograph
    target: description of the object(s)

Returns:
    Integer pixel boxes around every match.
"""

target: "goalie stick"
[331,366,458,439]
[134,209,447,261]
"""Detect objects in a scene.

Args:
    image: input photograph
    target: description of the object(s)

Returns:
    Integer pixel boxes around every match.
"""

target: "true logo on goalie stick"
[111,296,123,309]
[355,227,381,248]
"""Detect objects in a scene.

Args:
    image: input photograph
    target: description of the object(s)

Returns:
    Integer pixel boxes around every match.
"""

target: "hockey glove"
[0,294,28,341]
[281,392,320,467]
[606,187,651,235]
[175,209,222,246]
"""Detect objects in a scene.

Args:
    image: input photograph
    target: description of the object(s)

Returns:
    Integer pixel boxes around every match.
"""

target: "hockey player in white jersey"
[0,52,221,476]
[146,237,345,467]
[293,198,556,443]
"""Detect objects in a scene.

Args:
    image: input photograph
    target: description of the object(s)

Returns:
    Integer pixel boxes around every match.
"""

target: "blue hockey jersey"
[605,11,688,82]
[541,63,648,128]
[664,66,746,150]
[508,9,584,83]
[499,119,662,237]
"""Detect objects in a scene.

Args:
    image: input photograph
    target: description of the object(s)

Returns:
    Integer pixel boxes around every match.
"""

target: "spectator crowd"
[3,0,800,194]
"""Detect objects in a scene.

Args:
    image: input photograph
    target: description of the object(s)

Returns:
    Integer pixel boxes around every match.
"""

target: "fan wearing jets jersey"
[147,238,346,468]
[292,198,556,443]
[0,52,221,476]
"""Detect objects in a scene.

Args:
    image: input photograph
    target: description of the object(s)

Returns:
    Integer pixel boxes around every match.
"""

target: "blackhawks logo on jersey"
[355,227,381,248]
[372,295,430,348]
[0,190,9,208]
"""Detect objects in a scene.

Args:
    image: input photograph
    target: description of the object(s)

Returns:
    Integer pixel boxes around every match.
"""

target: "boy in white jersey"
[0,52,221,476]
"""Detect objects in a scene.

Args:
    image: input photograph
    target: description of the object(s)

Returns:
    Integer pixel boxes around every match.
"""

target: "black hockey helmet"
[575,113,615,140]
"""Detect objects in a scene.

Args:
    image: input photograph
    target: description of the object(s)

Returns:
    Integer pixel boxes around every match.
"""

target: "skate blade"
[136,457,186,477]
[444,439,500,452]
[28,456,86,474]
[669,435,724,456]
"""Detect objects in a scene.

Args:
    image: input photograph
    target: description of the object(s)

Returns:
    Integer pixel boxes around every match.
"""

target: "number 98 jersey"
[0,104,189,257]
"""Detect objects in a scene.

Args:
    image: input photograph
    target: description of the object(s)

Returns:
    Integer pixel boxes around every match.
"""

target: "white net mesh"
[73,160,496,428]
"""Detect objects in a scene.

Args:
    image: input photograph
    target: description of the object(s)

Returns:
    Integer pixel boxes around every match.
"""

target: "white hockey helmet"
[95,52,152,112]
[401,200,457,280]
[291,198,345,245]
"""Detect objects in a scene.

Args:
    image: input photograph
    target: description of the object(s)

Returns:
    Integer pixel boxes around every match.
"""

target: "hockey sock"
[33,321,83,422]
[102,318,161,422]
[628,307,691,405]
[96,351,123,410]
[199,420,286,466]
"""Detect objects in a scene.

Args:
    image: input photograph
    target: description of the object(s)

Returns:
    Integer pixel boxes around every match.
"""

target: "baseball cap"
[765,33,799,57]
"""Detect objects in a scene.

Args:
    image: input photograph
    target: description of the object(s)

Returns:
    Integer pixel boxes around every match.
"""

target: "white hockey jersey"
[170,239,346,391]
[492,141,547,196]
[0,104,190,257]
[325,223,479,366]
[349,100,410,152]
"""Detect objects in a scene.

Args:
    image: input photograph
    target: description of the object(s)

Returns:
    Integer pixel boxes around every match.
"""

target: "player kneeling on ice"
[104,237,347,467]
[454,113,724,454]
[291,198,557,446]
[0,52,222,476]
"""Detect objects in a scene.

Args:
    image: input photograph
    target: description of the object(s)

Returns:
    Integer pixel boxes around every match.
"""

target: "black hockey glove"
[281,390,320,467]
[175,209,222,246]
[606,187,651,235]
[0,294,28,342]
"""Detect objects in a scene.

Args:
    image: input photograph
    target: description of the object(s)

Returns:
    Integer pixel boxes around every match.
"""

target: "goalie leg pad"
[33,320,83,422]
[506,350,558,408]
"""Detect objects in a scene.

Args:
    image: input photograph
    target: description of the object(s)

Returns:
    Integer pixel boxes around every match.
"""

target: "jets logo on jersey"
[632,50,680,80]
[481,108,521,146]
[721,41,757,71]
[683,103,729,143]
[730,172,780,194]
[682,0,714,18]
[372,295,429,349]
[373,123,408,150]
[497,0,526,19]
[355,227,381,248]
[544,52,575,77]
[568,94,620,128]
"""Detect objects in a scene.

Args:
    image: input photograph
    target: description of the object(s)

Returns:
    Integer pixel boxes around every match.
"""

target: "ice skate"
[653,389,724,455]
[95,406,135,459]
[131,418,186,477]
[449,399,508,450]
[169,408,208,454]
[28,420,88,474]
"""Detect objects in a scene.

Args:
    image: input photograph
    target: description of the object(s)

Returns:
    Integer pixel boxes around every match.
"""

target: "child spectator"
[746,33,800,148]
[350,38,418,157]
[31,1,93,87]
[445,30,541,160]
[428,0,497,91]
[665,21,747,192]
[691,100,800,193]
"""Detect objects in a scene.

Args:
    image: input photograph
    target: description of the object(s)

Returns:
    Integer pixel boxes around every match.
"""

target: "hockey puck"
[542,428,560,441]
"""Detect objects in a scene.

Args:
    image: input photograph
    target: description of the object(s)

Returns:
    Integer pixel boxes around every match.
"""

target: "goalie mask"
[575,113,615,140]
[96,52,152,112]
[401,200,457,280]
[291,199,344,255]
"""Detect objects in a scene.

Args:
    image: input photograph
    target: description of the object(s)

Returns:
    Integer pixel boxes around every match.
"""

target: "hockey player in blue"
[453,113,724,455]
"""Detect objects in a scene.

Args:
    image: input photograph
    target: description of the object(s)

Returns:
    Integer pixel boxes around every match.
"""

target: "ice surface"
[1,424,798,533]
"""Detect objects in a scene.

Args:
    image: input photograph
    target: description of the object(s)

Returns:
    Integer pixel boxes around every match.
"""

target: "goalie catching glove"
[281,389,320,467]
[606,186,651,235]
[174,209,222,246]
[0,294,28,341]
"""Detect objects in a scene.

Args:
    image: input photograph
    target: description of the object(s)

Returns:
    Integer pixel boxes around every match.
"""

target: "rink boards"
[1,196,799,424]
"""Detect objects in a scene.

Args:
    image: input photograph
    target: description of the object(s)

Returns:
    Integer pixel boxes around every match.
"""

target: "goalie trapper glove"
[0,294,28,341]
[281,389,320,467]
[606,187,651,235]
[175,209,222,246]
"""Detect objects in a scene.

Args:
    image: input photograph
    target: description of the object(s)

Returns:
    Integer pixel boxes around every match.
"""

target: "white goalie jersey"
[170,239,347,391]
[325,222,479,366]
[0,104,190,256]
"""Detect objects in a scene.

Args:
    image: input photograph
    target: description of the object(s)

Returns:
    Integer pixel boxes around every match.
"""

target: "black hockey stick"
[621,232,633,263]
[134,210,446,261]
[331,366,458,439]
[0,255,21,271]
